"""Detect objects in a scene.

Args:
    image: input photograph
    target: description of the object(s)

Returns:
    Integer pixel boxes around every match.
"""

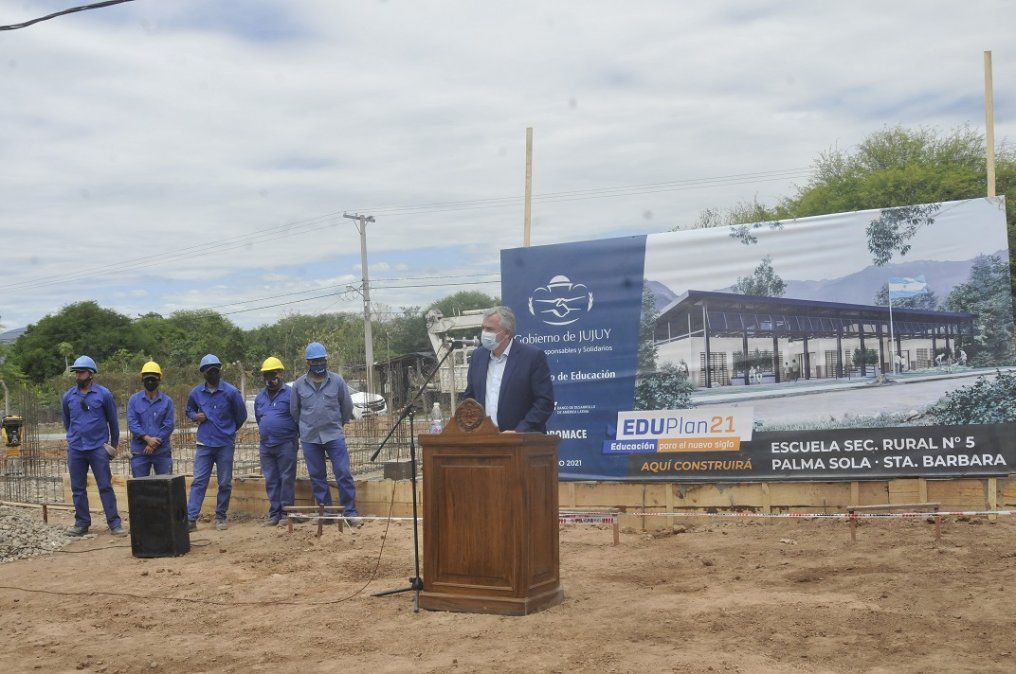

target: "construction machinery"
[1,413,23,475]
[425,308,489,411]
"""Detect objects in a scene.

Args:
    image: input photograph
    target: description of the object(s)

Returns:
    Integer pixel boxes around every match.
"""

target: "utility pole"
[523,126,533,246]
[344,212,376,397]
[984,50,996,198]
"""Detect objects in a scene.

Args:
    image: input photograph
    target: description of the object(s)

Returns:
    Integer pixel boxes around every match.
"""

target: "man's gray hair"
[483,305,516,333]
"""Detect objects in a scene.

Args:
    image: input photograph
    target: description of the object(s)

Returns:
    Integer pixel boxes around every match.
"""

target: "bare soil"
[1,510,1015,673]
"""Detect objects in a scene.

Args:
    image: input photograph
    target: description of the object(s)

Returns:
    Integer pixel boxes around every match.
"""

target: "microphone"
[447,337,480,349]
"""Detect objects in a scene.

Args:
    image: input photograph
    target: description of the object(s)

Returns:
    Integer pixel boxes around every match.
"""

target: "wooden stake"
[987,477,998,522]
[985,51,996,197]
[523,127,533,246]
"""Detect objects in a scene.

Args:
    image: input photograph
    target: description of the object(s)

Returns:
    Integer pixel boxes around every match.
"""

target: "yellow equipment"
[2,414,23,460]
[261,356,285,373]
[141,361,163,377]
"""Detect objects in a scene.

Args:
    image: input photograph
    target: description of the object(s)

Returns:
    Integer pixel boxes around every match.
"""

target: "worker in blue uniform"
[185,354,247,531]
[126,361,175,477]
[290,342,361,524]
[61,355,126,537]
[254,356,299,526]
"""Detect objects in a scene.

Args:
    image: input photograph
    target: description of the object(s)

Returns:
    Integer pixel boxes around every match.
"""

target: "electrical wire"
[204,273,500,311]
[217,279,501,316]
[0,167,809,293]
[0,0,135,31]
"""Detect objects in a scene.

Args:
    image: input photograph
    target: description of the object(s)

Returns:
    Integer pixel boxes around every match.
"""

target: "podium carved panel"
[419,398,563,616]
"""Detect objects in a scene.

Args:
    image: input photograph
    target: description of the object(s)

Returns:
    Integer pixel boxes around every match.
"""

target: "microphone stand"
[369,340,463,611]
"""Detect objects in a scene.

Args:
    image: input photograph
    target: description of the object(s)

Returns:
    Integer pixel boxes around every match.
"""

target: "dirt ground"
[1,509,1015,673]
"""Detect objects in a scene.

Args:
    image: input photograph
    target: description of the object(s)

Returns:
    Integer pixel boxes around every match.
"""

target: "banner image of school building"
[654,290,976,388]
[501,196,1015,481]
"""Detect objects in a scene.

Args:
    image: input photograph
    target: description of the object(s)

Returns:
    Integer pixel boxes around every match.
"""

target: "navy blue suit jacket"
[462,340,554,433]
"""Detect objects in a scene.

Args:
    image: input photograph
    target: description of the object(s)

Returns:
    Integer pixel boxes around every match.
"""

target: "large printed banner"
[501,197,1016,481]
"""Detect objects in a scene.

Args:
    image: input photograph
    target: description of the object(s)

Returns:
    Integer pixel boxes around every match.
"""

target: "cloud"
[1,0,1012,330]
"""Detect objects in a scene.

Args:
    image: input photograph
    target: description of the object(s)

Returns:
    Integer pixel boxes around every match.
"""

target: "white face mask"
[480,330,500,350]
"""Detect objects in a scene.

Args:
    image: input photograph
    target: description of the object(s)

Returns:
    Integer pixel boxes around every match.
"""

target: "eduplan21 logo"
[528,275,594,326]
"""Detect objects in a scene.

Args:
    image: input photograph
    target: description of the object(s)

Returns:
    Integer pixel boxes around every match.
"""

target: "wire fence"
[1,383,424,505]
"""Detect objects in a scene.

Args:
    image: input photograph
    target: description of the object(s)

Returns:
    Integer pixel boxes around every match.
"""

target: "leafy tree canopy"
[689,125,1016,289]
[11,301,140,382]
[734,256,786,297]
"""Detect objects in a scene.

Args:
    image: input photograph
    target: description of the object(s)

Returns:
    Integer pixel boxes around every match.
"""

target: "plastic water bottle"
[429,402,444,433]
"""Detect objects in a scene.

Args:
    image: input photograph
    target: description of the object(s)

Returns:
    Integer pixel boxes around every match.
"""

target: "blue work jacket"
[254,384,298,448]
[127,390,175,456]
[290,371,353,443]
[185,380,247,447]
[62,384,120,452]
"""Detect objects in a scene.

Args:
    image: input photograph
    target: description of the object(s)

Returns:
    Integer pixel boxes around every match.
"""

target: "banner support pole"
[887,292,896,375]
[524,127,533,246]
[984,51,996,198]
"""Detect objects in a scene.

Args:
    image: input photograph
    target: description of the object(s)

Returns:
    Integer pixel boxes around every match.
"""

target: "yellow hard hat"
[261,356,285,373]
[141,361,163,377]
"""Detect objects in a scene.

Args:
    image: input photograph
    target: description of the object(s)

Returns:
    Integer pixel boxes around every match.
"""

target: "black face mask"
[76,375,93,389]
[204,368,221,386]
[143,378,160,392]
[264,374,282,391]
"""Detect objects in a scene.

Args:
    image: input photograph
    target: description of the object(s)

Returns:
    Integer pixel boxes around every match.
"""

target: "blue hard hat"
[199,354,222,371]
[305,342,328,359]
[70,355,98,373]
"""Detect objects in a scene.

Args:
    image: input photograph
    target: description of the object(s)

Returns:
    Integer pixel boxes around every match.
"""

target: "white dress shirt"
[484,339,513,427]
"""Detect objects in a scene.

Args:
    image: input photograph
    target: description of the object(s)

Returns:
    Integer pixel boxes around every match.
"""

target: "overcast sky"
[1,0,1012,330]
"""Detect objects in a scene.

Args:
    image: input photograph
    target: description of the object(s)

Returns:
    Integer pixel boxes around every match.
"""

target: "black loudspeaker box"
[127,474,191,558]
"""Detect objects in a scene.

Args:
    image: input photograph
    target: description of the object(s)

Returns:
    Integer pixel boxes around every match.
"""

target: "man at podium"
[463,306,554,433]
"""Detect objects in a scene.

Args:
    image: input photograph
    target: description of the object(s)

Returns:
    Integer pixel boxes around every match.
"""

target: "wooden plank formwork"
[65,475,1013,530]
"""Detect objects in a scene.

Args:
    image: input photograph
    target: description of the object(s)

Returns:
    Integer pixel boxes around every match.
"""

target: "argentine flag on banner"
[888,275,928,299]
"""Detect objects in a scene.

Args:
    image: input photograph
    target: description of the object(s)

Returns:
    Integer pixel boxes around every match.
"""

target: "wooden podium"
[418,399,564,616]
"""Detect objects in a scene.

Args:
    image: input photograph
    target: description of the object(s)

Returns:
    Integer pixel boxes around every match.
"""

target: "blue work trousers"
[130,452,173,478]
[68,447,122,530]
[302,439,358,516]
[187,444,234,522]
[259,440,297,520]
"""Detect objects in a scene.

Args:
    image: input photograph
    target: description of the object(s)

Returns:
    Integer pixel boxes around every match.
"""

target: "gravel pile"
[0,505,73,563]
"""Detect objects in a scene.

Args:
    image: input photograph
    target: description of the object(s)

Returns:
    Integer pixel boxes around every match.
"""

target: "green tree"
[56,341,74,372]
[384,306,430,356]
[734,256,786,297]
[691,125,1016,291]
[161,310,246,369]
[428,291,500,319]
[11,301,141,382]
[634,285,694,410]
[942,254,1014,364]
[873,284,939,309]
[783,125,1016,288]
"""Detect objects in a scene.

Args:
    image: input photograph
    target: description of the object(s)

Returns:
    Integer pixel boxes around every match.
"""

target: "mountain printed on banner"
[645,250,1006,310]
[779,251,1006,305]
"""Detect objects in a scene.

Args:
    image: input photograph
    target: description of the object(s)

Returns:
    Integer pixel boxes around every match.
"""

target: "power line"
[1,167,810,293]
[0,0,136,31]
[205,273,500,310]
[218,279,501,316]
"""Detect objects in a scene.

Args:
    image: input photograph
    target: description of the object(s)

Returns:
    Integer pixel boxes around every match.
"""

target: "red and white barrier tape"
[559,512,619,525]
[629,510,1015,520]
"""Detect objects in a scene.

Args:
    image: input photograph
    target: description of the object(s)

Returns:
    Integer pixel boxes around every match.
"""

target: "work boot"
[215,519,228,531]
[66,525,88,537]
[264,516,280,527]
[187,520,197,533]
[110,525,128,537]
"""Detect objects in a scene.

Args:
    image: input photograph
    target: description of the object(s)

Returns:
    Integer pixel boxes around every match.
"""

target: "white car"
[347,386,388,419]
